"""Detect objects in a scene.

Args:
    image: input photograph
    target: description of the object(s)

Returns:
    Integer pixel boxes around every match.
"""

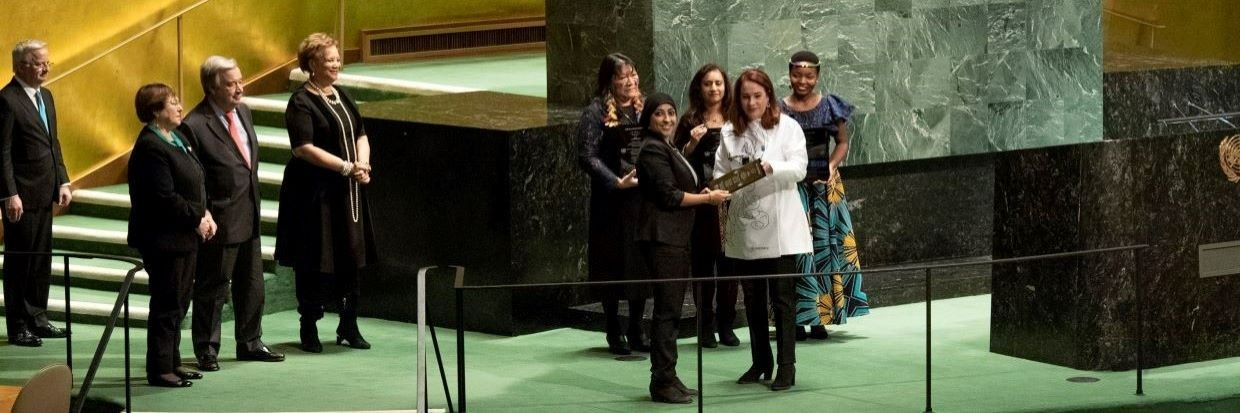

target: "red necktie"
[227,111,252,168]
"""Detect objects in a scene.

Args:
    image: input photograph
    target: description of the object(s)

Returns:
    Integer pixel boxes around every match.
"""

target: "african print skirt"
[795,177,870,326]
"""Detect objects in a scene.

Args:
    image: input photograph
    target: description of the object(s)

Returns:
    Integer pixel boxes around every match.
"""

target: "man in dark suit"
[1,39,72,347]
[178,56,283,370]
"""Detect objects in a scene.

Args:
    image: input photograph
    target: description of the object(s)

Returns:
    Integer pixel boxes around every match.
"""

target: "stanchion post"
[1135,250,1144,396]
[697,278,705,413]
[416,266,430,412]
[64,255,73,371]
[454,267,467,412]
[924,267,933,413]
[124,294,132,413]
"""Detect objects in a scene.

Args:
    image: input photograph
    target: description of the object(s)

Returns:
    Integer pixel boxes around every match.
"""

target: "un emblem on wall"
[1221,135,1240,183]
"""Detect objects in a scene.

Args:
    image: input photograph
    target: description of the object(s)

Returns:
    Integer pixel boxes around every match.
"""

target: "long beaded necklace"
[308,79,361,223]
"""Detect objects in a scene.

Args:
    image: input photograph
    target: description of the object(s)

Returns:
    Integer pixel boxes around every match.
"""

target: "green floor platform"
[344,51,547,98]
[3,294,1238,412]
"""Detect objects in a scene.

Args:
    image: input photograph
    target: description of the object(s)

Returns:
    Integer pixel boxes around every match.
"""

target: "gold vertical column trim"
[339,0,347,48]
[177,16,184,95]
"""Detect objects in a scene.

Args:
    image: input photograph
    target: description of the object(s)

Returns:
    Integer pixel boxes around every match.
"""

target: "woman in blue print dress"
[778,51,869,341]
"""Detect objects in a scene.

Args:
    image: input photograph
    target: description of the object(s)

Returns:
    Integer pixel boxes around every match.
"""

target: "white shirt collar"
[13,76,40,101]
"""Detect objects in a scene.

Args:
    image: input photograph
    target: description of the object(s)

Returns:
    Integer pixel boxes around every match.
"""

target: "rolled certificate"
[708,159,767,192]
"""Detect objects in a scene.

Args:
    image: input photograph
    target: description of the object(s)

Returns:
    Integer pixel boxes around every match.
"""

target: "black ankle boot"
[649,382,692,404]
[336,319,371,350]
[809,325,830,340]
[300,322,322,353]
[606,334,631,355]
[627,332,651,352]
[771,364,796,391]
[736,363,773,384]
[717,328,740,347]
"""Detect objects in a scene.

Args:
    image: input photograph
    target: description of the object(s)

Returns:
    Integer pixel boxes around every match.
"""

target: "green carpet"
[345,51,547,98]
[2,294,1237,412]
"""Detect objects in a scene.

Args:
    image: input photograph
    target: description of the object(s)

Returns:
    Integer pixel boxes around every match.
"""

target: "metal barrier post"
[124,295,132,412]
[696,279,705,413]
[417,266,430,412]
[63,255,73,371]
[454,267,467,413]
[1135,250,1145,396]
[924,267,933,413]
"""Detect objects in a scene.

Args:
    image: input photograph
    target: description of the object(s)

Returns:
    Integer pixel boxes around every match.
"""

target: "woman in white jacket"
[713,68,811,391]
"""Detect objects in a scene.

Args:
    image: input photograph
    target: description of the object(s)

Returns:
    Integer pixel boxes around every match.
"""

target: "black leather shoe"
[301,323,323,353]
[671,377,699,396]
[147,374,192,388]
[736,364,773,384]
[649,383,693,404]
[31,324,67,339]
[697,332,718,348]
[174,367,203,380]
[718,329,741,347]
[809,325,830,340]
[627,333,651,353]
[7,330,42,347]
[606,334,631,355]
[771,364,796,391]
[336,334,371,350]
[197,355,220,371]
[238,345,286,362]
[795,326,808,341]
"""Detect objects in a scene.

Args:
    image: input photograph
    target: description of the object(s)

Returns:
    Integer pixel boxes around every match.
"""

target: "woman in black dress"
[276,33,377,353]
[674,63,740,348]
[636,93,730,403]
[576,53,651,355]
[127,83,212,387]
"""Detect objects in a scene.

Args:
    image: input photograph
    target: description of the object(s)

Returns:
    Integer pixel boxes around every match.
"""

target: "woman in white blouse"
[713,68,811,391]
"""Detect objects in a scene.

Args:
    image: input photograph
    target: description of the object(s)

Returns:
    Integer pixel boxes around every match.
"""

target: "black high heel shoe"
[174,367,203,380]
[736,364,773,384]
[337,334,372,349]
[771,364,796,391]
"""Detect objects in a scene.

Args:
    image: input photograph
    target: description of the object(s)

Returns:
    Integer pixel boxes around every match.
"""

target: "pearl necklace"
[308,80,361,223]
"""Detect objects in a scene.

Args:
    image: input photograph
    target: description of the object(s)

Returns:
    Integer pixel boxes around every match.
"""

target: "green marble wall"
[650,0,1103,165]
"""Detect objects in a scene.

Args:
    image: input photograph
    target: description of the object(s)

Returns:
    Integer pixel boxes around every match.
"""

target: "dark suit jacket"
[127,127,206,252]
[177,101,260,244]
[636,134,699,247]
[0,78,69,209]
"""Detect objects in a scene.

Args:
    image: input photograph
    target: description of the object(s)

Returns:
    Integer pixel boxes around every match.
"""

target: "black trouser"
[193,237,265,358]
[736,256,798,367]
[295,267,361,334]
[2,207,53,335]
[641,242,690,384]
[142,248,196,377]
[692,252,738,337]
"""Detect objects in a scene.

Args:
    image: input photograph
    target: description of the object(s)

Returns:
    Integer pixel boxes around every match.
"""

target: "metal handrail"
[1103,9,1168,29]
[45,0,214,86]
[2,250,144,413]
[444,244,1150,412]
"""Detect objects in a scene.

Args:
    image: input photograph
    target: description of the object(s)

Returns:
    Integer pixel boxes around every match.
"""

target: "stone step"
[49,215,279,273]
[71,185,279,236]
[0,279,151,323]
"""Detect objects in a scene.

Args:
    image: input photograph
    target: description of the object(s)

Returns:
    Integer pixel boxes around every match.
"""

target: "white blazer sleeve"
[765,119,807,183]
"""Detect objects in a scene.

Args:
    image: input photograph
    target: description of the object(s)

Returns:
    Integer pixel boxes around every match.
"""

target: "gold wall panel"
[1104,0,1240,72]
[343,0,545,50]
[2,0,338,181]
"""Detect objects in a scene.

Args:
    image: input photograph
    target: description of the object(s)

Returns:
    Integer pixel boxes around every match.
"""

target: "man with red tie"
[1,39,72,347]
[179,56,283,371]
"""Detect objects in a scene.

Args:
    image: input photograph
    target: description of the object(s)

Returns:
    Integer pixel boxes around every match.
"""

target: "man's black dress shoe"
[238,345,286,362]
[7,330,42,347]
[606,334,631,355]
[627,333,651,353]
[31,324,67,339]
[174,367,203,380]
[147,375,192,388]
[649,383,693,404]
[197,355,220,372]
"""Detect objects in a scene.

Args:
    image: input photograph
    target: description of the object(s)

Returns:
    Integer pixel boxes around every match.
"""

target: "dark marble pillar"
[991,131,1240,370]
[546,0,655,107]
[358,92,588,335]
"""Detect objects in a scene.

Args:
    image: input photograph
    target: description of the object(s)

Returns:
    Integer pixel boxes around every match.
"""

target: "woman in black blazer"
[127,83,216,388]
[635,93,730,404]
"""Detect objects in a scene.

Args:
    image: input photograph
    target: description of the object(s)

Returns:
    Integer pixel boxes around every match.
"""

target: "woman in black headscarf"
[635,93,730,403]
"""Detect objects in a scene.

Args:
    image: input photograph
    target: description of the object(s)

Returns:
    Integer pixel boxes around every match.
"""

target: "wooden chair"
[11,364,71,413]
